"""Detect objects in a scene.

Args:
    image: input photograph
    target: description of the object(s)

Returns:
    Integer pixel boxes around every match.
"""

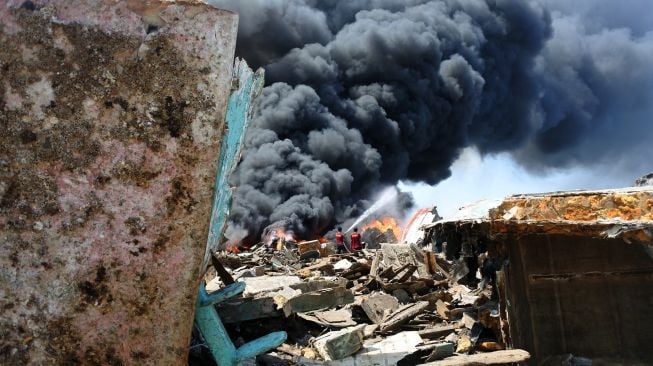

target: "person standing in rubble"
[335,226,347,254]
[350,227,362,251]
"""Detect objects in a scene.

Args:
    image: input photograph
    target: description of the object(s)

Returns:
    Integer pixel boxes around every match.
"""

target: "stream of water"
[345,186,398,233]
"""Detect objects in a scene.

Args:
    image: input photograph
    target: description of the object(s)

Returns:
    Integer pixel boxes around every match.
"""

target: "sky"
[213,0,653,241]
[400,147,637,218]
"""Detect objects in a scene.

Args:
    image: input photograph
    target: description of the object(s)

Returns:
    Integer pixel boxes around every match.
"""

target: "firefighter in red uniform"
[350,227,362,251]
[335,226,347,254]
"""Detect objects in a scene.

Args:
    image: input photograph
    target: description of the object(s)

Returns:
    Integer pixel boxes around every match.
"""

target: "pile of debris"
[191,242,530,365]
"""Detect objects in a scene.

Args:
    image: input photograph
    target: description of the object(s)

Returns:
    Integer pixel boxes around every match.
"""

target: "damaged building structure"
[2,0,653,365]
[424,187,653,364]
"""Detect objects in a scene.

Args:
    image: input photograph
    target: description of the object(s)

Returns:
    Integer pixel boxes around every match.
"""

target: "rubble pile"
[191,242,530,365]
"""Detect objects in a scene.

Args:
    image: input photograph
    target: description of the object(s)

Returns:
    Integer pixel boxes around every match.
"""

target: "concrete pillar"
[0,1,237,364]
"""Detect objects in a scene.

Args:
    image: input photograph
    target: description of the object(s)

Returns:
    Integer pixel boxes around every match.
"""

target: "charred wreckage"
[2,1,653,366]
[191,186,653,365]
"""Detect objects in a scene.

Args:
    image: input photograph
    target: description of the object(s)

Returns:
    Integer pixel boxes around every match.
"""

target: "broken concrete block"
[451,259,470,283]
[379,243,431,278]
[313,325,366,361]
[361,292,400,324]
[289,277,347,293]
[334,258,354,270]
[363,324,379,338]
[426,342,455,361]
[436,299,451,320]
[298,309,357,328]
[329,331,424,366]
[455,334,472,354]
[0,1,238,364]
[283,287,354,317]
[239,275,302,297]
[272,287,303,309]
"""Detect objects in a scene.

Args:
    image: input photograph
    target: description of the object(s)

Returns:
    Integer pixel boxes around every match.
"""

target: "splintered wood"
[206,243,528,364]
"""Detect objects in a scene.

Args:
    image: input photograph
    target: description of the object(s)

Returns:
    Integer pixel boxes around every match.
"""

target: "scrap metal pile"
[190,240,530,366]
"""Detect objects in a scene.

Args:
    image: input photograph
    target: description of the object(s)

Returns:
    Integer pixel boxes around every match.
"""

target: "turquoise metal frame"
[195,282,287,365]
[194,60,286,365]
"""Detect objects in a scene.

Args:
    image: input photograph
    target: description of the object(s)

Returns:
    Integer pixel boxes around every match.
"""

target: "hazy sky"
[400,147,637,218]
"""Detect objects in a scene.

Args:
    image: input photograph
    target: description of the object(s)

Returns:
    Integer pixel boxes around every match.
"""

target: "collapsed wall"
[427,187,653,363]
[0,1,237,364]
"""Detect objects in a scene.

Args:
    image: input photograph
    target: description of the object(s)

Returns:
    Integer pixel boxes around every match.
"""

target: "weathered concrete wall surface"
[0,1,237,364]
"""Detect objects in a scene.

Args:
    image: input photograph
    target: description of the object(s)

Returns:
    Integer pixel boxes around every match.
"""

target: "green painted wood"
[204,59,264,270]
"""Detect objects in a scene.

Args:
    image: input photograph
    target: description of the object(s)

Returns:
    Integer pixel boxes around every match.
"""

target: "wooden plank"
[395,264,418,283]
[211,254,235,285]
[369,251,382,278]
[418,324,458,339]
[436,299,450,320]
[379,301,430,333]
[418,349,530,365]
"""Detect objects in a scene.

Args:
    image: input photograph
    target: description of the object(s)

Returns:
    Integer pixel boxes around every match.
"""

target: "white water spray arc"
[346,186,398,233]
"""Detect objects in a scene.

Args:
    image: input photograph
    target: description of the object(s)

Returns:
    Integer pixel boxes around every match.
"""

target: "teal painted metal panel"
[195,282,287,366]
[203,59,264,270]
[195,60,284,366]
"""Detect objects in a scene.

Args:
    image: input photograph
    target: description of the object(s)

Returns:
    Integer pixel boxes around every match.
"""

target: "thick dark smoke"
[515,0,653,173]
[210,0,653,245]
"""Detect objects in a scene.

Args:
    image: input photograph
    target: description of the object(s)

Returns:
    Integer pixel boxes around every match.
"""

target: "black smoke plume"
[210,0,653,245]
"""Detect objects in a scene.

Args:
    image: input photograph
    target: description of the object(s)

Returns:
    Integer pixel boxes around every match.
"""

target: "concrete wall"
[0,1,237,364]
[503,234,653,363]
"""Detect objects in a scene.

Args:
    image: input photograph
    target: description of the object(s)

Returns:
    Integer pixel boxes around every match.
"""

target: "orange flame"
[266,228,296,245]
[361,217,402,239]
[226,245,240,253]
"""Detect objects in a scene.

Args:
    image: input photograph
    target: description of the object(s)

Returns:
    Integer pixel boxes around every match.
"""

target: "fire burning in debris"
[226,245,241,254]
[361,217,402,241]
[265,228,296,246]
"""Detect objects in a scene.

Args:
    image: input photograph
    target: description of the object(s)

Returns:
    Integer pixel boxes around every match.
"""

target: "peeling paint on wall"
[205,59,264,270]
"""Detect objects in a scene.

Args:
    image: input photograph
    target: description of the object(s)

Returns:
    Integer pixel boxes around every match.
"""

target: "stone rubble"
[190,242,530,365]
